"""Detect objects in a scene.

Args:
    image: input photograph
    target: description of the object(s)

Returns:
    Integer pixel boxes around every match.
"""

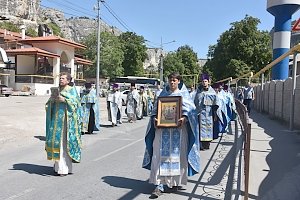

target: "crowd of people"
[45,71,243,198]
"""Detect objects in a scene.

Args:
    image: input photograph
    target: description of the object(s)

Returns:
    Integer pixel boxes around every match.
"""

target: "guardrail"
[235,99,251,200]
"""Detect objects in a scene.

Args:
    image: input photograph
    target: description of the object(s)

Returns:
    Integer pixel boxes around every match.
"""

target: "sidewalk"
[247,111,300,199]
[200,110,300,200]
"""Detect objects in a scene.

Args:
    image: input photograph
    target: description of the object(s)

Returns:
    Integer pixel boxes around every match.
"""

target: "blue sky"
[41,0,300,59]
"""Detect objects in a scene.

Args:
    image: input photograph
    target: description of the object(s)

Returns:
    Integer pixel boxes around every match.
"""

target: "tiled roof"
[0,29,31,40]
[20,35,86,49]
[75,57,93,65]
[6,47,60,58]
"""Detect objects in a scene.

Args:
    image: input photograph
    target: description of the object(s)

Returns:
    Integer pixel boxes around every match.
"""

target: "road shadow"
[101,176,153,200]
[251,111,300,198]
[34,135,46,141]
[10,163,55,176]
[100,124,114,128]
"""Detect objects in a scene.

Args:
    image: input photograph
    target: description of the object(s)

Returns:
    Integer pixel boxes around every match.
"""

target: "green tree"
[80,31,124,78]
[205,15,272,81]
[162,45,199,87]
[100,32,124,78]
[163,52,185,77]
[119,32,147,76]
[80,31,97,78]
[176,45,199,86]
[0,22,20,32]
[47,22,62,37]
[26,27,37,37]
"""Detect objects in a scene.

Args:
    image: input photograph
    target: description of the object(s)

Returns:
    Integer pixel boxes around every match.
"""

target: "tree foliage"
[118,32,147,76]
[163,45,199,87]
[100,32,124,78]
[0,22,20,32]
[47,22,62,37]
[163,52,185,76]
[177,45,199,86]
[80,31,124,78]
[80,31,97,78]
[26,27,37,37]
[205,15,272,81]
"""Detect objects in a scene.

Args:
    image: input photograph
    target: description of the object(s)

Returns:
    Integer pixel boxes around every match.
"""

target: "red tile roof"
[75,57,93,65]
[6,47,60,58]
[20,35,86,49]
[0,29,31,40]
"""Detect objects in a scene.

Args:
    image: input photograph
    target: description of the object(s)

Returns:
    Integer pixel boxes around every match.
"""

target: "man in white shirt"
[243,82,255,114]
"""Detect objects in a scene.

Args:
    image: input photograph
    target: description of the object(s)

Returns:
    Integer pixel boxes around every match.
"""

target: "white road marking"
[5,188,35,200]
[93,138,144,161]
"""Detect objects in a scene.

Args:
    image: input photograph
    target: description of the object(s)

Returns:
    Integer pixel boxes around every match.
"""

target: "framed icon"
[50,87,59,98]
[156,96,182,128]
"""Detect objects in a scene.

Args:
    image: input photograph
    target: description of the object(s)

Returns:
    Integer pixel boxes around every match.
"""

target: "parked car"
[0,84,13,97]
[121,90,130,106]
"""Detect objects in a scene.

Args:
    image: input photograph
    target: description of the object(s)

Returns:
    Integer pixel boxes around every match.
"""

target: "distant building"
[0,28,92,95]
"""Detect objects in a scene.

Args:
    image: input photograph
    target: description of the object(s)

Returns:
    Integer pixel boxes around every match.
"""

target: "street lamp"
[159,38,176,87]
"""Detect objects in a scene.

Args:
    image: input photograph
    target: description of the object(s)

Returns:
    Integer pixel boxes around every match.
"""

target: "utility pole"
[96,0,103,97]
[159,37,163,87]
[159,38,175,87]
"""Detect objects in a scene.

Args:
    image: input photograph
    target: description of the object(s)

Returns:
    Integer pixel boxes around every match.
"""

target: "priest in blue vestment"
[81,82,100,134]
[142,72,200,198]
[194,74,223,150]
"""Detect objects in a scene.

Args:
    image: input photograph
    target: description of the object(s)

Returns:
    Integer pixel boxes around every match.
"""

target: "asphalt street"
[0,96,235,200]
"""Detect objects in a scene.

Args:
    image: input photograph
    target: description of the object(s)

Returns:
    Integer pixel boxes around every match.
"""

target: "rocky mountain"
[0,0,121,42]
[143,48,166,70]
[0,0,162,69]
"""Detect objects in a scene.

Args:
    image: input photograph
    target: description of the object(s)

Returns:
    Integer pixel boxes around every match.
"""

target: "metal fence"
[234,99,251,200]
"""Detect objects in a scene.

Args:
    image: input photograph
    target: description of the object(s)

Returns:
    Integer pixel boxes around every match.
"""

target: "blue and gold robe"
[45,85,82,163]
[142,82,200,177]
[194,86,223,141]
[81,88,100,132]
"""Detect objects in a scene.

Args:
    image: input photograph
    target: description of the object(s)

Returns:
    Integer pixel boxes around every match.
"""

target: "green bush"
[0,22,20,32]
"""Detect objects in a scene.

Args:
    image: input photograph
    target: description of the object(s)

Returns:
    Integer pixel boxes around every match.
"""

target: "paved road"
[0,96,236,200]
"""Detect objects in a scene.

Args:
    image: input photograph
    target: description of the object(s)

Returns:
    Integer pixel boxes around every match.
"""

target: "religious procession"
[45,71,237,198]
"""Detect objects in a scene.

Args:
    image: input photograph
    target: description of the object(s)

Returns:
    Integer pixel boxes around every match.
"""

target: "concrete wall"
[275,81,284,119]
[283,78,292,123]
[15,83,54,96]
[295,76,300,128]
[253,75,300,129]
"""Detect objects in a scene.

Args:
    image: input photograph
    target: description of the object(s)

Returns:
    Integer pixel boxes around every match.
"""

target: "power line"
[43,0,96,18]
[100,1,157,46]
[101,1,132,32]
[102,2,133,32]
[40,5,81,18]
[43,0,158,48]
[62,0,93,14]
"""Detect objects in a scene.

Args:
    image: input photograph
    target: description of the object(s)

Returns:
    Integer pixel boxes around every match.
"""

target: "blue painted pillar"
[267,0,300,80]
